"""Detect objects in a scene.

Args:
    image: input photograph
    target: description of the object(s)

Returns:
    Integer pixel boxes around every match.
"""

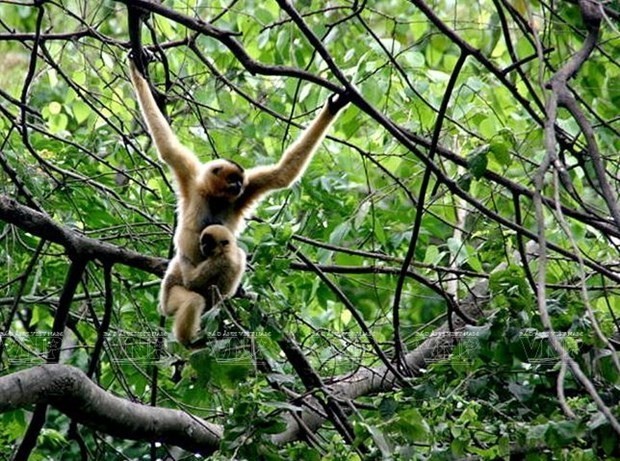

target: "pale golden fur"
[129,63,346,257]
[129,61,347,343]
[160,225,246,345]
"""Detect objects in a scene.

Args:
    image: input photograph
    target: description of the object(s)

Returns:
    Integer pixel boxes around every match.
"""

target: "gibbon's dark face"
[200,224,233,258]
[203,159,246,201]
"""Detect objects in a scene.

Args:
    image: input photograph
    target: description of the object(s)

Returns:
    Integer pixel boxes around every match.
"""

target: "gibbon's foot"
[185,335,208,350]
[328,89,352,114]
[233,285,257,301]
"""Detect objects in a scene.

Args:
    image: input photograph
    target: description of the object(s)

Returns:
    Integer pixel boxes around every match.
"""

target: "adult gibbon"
[160,225,246,345]
[129,61,349,261]
[129,60,348,342]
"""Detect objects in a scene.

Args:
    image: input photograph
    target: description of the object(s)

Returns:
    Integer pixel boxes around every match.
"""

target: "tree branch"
[0,365,222,455]
[0,195,167,275]
[114,0,341,92]
[273,252,496,443]
[0,251,517,454]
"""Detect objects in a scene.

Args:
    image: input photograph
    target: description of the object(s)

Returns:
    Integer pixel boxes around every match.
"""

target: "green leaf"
[508,381,533,402]
[363,423,392,457]
[254,7,274,24]
[340,308,352,325]
[47,101,62,115]
[71,100,90,125]
[467,252,483,272]
[329,222,351,244]
[457,172,472,192]
[378,397,398,419]
[545,420,581,448]
[423,244,440,265]
[447,236,467,266]
[467,145,489,179]
[392,409,430,442]
[489,140,511,166]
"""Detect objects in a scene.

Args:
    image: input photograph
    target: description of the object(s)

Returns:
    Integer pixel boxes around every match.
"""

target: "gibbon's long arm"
[129,62,200,199]
[235,98,346,213]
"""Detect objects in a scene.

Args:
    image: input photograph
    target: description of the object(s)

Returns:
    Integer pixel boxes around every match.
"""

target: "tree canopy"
[0,0,620,459]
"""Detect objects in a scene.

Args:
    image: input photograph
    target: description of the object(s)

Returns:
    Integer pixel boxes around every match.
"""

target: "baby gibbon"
[160,225,246,345]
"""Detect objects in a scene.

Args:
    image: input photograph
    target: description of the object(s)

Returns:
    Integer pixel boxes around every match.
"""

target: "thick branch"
[0,195,167,275]
[0,267,497,453]
[0,365,221,455]
[273,266,491,443]
[546,0,620,230]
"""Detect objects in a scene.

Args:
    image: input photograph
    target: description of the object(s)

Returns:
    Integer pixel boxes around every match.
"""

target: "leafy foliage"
[0,0,619,459]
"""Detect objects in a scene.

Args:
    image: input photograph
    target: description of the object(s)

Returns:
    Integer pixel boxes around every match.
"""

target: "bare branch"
[0,195,167,275]
[0,365,222,455]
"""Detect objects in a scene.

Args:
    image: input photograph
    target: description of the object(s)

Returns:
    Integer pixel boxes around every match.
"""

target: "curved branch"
[113,0,340,92]
[0,195,167,275]
[0,254,504,454]
[273,260,494,443]
[0,365,221,455]
[534,0,620,436]
[547,0,620,231]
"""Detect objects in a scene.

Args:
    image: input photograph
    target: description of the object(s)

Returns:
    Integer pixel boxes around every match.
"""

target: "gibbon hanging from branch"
[128,60,349,344]
[129,62,348,254]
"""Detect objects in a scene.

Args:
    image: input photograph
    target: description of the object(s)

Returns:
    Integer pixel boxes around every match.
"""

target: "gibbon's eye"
[225,172,244,196]
[227,173,243,184]
[212,167,222,175]
[221,239,230,246]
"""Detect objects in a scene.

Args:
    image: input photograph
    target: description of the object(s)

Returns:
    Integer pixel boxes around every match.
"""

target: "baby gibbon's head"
[199,224,236,257]
[200,159,246,201]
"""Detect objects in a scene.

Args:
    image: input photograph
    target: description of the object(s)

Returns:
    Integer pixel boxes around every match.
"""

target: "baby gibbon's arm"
[182,259,220,291]
[182,251,245,294]
[129,61,200,197]
[236,95,348,212]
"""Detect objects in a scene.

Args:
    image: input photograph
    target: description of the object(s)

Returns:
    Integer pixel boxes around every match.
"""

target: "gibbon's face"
[199,224,234,258]
[201,159,246,201]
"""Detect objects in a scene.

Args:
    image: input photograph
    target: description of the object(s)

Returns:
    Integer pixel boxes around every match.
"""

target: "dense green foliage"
[0,0,619,459]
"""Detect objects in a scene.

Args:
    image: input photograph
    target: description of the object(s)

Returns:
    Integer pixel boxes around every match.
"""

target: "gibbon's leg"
[160,259,208,344]
[236,93,349,212]
[128,61,200,199]
[159,261,181,316]
[170,287,206,345]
